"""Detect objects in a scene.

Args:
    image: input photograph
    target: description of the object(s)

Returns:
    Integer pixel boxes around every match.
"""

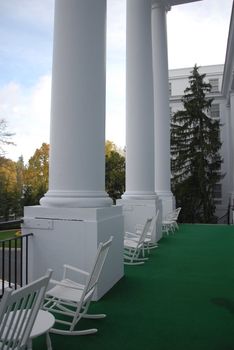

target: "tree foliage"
[105,141,125,203]
[0,119,15,156]
[23,143,49,205]
[171,65,223,223]
[0,140,126,219]
[0,157,22,220]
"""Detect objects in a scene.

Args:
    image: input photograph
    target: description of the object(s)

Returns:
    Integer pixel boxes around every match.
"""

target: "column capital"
[152,0,171,12]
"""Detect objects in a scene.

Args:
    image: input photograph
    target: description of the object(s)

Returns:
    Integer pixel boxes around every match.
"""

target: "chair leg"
[46,332,53,350]
[146,243,158,251]
[27,339,33,350]
[124,254,148,265]
[50,327,98,336]
[83,313,106,319]
[124,260,145,265]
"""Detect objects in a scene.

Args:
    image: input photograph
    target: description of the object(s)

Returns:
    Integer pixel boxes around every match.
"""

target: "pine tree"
[171,65,223,223]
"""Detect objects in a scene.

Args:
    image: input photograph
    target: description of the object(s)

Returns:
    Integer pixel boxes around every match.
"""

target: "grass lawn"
[0,230,18,240]
[0,230,21,247]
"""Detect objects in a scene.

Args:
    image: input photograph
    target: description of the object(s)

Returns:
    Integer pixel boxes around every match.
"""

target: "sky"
[0,0,233,163]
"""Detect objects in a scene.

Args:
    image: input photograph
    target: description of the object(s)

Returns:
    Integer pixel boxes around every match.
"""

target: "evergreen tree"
[171,65,223,223]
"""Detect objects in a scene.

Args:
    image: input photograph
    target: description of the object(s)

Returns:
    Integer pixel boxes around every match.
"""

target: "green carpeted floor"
[34,224,234,350]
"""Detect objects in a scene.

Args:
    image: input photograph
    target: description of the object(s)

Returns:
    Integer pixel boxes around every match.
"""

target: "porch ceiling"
[162,0,202,6]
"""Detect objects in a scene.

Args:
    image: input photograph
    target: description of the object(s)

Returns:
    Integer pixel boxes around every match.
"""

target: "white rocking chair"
[124,218,152,265]
[43,236,113,336]
[135,210,159,254]
[0,269,53,350]
[162,207,181,235]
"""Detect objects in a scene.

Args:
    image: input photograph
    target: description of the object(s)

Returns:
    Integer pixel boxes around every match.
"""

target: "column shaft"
[152,1,173,215]
[40,0,112,208]
[123,0,156,200]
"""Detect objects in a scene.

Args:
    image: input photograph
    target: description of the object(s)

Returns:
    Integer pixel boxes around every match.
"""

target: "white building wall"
[169,64,231,222]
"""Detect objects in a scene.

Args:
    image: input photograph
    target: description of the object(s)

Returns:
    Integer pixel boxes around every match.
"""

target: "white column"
[152,1,174,216]
[118,0,162,243]
[40,0,112,208]
[229,93,234,209]
[122,0,156,200]
[23,0,124,300]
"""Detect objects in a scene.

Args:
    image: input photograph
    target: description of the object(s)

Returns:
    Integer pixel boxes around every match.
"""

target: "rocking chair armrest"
[49,278,85,290]
[125,231,139,238]
[63,264,90,276]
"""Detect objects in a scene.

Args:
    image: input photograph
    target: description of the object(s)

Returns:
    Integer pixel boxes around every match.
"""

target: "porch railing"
[0,233,33,298]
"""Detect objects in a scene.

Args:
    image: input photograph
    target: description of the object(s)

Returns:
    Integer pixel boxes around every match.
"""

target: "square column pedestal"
[158,194,175,219]
[21,205,124,300]
[117,198,162,242]
[229,193,234,224]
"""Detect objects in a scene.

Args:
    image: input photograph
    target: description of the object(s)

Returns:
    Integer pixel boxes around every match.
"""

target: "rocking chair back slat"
[0,269,52,349]
[124,217,153,265]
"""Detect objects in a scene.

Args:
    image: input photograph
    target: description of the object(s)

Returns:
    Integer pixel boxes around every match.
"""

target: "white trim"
[222,3,234,98]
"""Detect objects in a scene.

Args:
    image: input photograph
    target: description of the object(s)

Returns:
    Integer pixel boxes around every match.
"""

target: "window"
[213,184,222,199]
[210,104,220,119]
[209,78,219,93]
[169,82,172,96]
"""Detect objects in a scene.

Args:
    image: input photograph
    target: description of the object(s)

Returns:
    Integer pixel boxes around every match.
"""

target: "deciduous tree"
[23,143,49,205]
[0,119,14,156]
[105,141,125,203]
[0,157,21,220]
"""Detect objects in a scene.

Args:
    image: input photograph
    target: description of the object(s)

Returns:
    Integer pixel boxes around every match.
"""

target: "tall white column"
[122,0,156,200]
[40,0,112,208]
[23,0,123,300]
[118,0,162,243]
[152,1,174,217]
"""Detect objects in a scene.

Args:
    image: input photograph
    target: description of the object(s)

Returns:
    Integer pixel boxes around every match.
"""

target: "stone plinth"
[22,205,124,300]
[117,198,162,242]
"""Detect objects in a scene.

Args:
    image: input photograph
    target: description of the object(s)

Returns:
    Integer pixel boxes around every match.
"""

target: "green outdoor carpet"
[34,224,234,350]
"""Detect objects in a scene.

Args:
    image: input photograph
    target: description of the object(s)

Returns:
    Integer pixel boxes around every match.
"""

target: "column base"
[40,190,113,208]
[122,191,158,200]
[230,192,234,207]
[156,191,175,218]
[229,192,234,224]
[117,197,162,242]
[21,205,124,300]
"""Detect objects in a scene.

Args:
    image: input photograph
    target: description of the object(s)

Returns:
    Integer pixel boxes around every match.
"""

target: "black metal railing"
[0,233,33,298]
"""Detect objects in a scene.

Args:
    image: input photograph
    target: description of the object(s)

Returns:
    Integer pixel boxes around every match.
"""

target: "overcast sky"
[0,0,233,163]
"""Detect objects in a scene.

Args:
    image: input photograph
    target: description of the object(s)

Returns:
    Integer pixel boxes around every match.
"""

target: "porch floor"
[34,224,234,350]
